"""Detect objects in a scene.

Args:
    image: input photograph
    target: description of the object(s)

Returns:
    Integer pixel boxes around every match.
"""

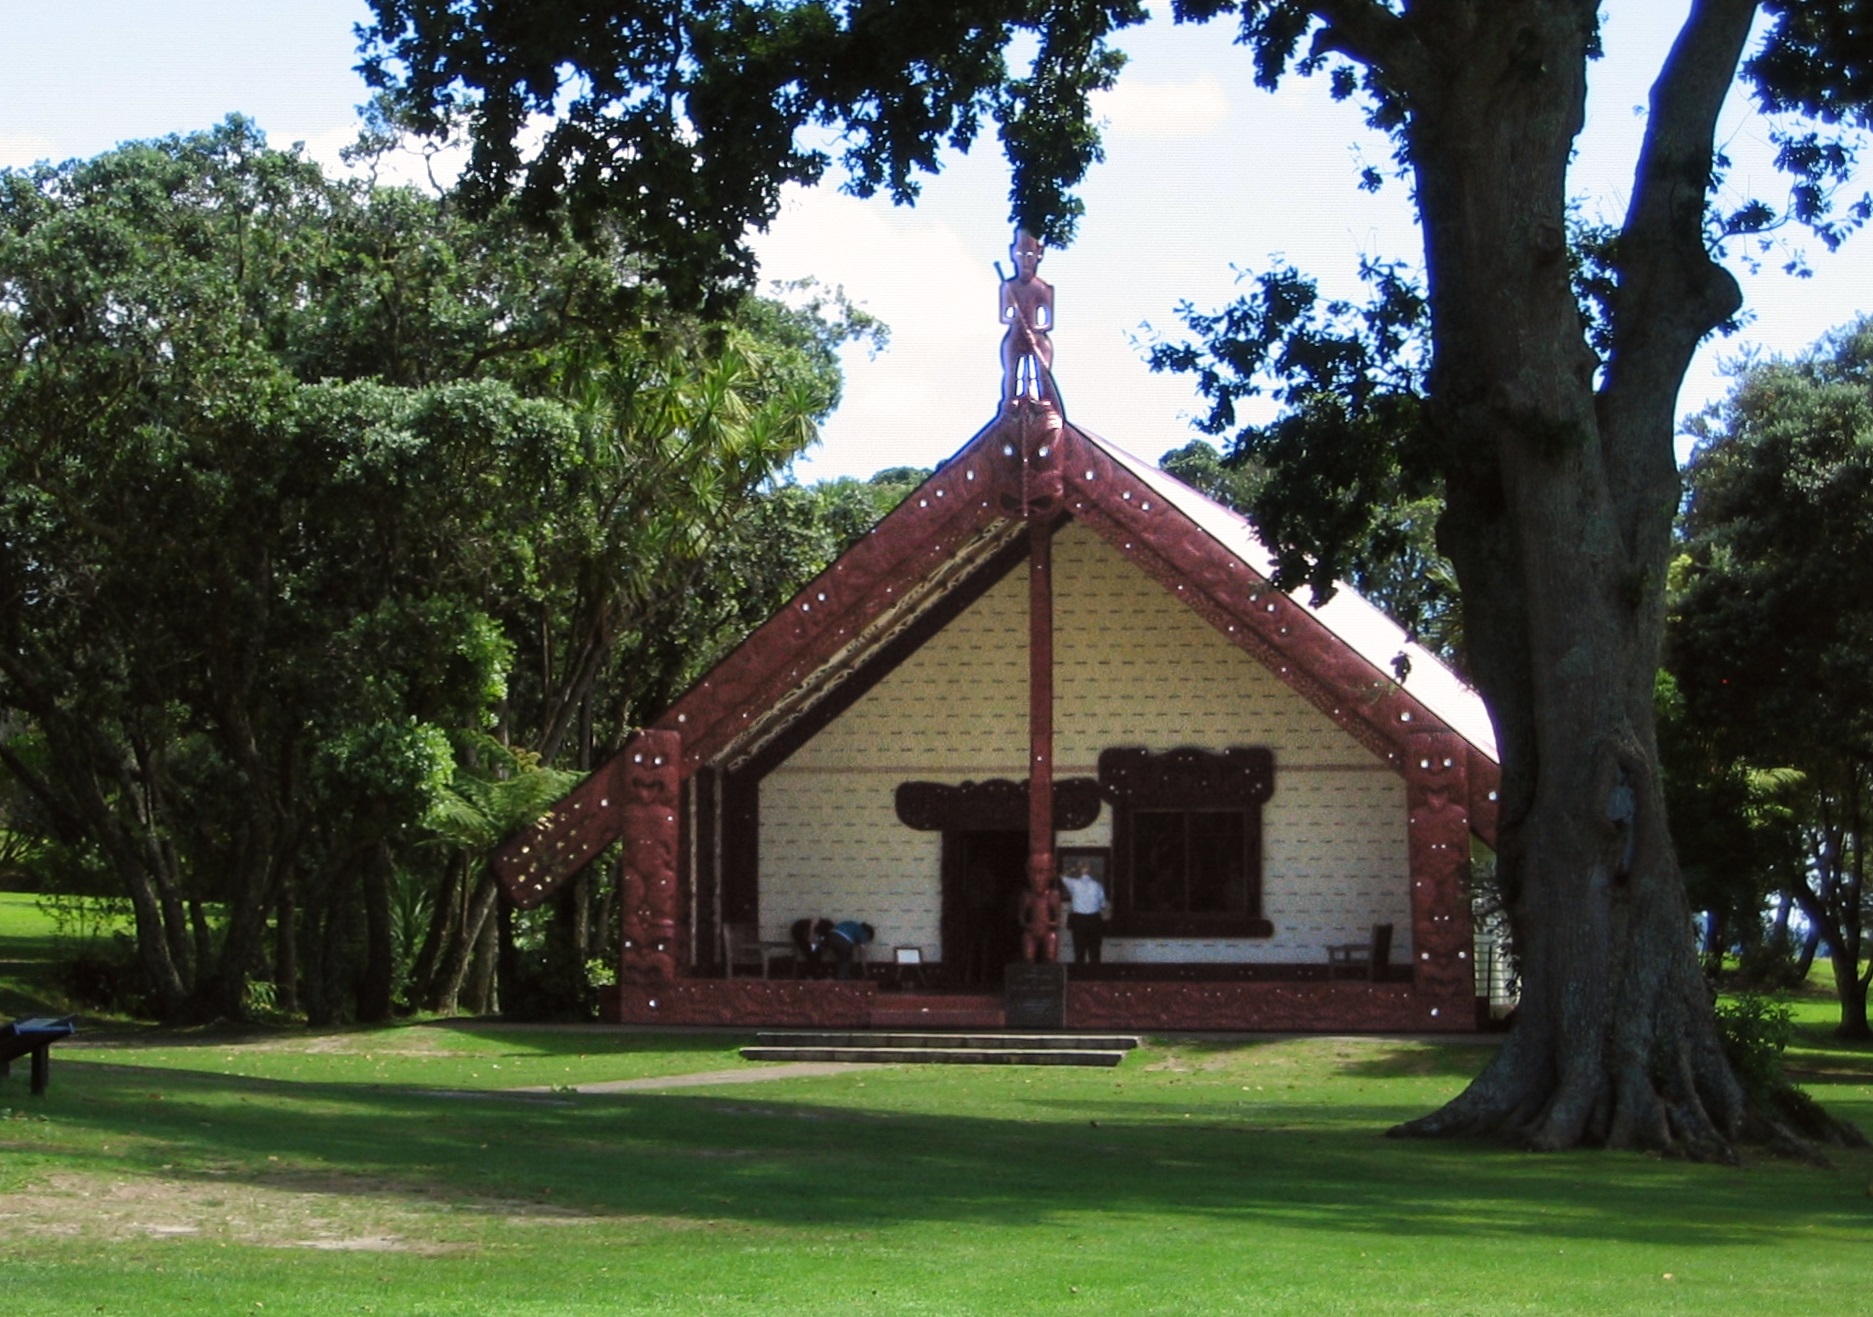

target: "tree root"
[1392,1074,1864,1166]
[1387,1021,1865,1165]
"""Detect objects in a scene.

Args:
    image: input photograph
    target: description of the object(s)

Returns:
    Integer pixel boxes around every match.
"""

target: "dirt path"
[511,1062,863,1094]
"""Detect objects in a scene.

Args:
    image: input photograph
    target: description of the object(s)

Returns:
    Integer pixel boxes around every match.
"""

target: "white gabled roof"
[1088,429,1499,763]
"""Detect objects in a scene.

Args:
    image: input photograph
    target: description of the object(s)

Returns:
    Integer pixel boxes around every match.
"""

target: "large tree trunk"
[274,872,300,1016]
[430,864,499,1015]
[1828,951,1871,1041]
[1356,0,1766,1158]
[408,852,461,1007]
[357,839,396,1023]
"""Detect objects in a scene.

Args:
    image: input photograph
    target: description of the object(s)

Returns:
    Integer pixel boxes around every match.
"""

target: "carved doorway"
[942,829,1028,989]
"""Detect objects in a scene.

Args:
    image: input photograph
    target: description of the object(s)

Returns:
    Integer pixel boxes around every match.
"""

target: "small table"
[1,1016,77,1096]
[890,946,927,991]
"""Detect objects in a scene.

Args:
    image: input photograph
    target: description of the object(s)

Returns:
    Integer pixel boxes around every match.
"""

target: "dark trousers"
[827,932,859,979]
[1068,913,1104,965]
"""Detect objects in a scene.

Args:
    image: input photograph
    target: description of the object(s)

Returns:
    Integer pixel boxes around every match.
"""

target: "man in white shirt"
[1060,860,1108,965]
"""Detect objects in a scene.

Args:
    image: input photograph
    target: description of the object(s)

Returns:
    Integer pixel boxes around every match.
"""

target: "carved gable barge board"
[734,528,1035,781]
[1467,746,1500,847]
[1058,423,1499,827]
[656,421,1030,771]
[693,518,1026,774]
[494,753,628,907]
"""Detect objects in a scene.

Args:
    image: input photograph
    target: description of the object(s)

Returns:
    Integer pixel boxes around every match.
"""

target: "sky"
[2,2,1868,483]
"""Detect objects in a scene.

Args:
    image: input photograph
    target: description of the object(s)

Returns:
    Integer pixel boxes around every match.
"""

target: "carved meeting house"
[495,239,1502,1033]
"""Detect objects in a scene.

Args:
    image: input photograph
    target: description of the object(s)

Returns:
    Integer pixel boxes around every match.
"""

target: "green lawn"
[0,1023,1867,1315]
[3,901,1870,1315]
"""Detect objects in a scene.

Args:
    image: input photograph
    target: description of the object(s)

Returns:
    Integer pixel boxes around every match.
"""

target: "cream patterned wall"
[759,521,1413,965]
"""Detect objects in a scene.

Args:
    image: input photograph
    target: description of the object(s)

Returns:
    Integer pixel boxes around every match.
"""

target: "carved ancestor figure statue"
[1019,857,1061,962]
[999,230,1056,405]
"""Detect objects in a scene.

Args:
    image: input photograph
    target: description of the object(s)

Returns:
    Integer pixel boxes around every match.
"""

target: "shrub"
[1714,990,1794,1102]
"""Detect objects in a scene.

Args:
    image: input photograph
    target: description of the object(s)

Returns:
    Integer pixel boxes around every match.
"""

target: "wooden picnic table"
[1,1015,76,1096]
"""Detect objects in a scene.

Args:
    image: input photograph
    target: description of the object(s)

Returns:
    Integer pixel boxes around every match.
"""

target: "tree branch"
[1598,0,1759,555]
[1309,0,1424,85]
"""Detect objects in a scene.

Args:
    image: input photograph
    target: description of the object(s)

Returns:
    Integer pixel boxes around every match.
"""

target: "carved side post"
[1405,731,1475,1002]
[619,729,684,986]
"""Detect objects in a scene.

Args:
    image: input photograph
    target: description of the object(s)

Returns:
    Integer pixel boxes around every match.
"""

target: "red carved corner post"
[618,730,684,987]
[1404,731,1476,1017]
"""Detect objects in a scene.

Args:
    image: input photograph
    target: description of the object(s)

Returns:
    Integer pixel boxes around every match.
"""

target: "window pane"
[1131,812,1187,913]
[1185,811,1246,913]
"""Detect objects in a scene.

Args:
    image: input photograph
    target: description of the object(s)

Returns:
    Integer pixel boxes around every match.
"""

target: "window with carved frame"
[1099,747,1274,937]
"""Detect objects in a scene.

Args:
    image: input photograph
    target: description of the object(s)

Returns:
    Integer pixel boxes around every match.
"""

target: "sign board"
[1003,962,1067,1030]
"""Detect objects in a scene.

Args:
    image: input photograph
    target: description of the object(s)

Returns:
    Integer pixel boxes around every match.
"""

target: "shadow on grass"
[1332,1047,1494,1081]
[436,1020,754,1057]
[74,1019,750,1059]
[23,1056,1871,1255]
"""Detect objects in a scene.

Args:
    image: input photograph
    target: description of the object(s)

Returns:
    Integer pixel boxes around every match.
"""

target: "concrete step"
[757,1030,1140,1051]
[740,1045,1128,1067]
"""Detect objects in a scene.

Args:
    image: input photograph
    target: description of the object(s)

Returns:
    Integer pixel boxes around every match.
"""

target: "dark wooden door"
[942,829,1027,989]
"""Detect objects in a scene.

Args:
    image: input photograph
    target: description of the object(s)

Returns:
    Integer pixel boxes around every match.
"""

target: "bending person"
[822,919,875,980]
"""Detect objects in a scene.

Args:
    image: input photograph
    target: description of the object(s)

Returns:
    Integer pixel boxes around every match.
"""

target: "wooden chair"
[723,922,791,979]
[1327,923,1393,981]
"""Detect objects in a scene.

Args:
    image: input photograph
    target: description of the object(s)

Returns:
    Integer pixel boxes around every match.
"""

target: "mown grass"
[0,1025,1865,1315]
[2,900,1869,1315]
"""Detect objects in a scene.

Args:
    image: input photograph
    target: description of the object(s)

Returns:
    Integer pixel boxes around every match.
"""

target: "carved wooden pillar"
[1021,400,1064,962]
[1024,516,1058,960]
[618,729,684,986]
[1405,731,1475,1003]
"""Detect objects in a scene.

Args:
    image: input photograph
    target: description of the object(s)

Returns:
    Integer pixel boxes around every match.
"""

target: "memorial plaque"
[1004,962,1067,1030]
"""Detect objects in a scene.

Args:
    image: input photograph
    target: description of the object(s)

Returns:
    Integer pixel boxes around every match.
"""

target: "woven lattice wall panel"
[785,559,1029,773]
[1051,525,1371,763]
[760,770,942,953]
[1263,770,1412,958]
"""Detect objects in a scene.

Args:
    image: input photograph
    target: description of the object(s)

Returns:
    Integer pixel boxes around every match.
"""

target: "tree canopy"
[1672,318,1873,1039]
[360,0,1146,311]
[0,118,861,1022]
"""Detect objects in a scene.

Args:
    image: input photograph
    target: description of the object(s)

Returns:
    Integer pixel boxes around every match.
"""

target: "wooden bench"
[1,1016,77,1096]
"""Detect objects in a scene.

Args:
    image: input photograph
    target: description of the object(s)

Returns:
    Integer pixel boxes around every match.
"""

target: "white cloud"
[754,187,1006,480]
[1091,76,1229,140]
[0,135,60,170]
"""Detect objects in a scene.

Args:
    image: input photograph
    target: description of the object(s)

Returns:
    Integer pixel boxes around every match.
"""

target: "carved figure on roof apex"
[999,229,1056,408]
